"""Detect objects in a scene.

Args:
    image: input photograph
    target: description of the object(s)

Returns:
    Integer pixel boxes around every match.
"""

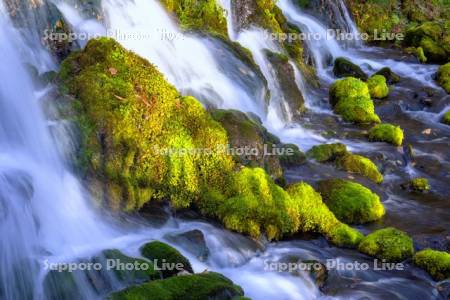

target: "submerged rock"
[367,75,389,99]
[368,123,404,146]
[358,227,414,262]
[333,57,368,81]
[413,249,450,281]
[317,179,385,224]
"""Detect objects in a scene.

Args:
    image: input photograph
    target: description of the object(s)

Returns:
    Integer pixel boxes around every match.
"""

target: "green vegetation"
[437,63,450,93]
[329,77,381,124]
[442,110,450,125]
[317,179,385,224]
[306,143,348,162]
[367,75,389,98]
[108,272,245,300]
[368,123,404,146]
[141,241,193,278]
[278,143,306,167]
[358,227,414,262]
[413,249,450,281]
[337,153,384,183]
[409,177,430,192]
[333,57,368,80]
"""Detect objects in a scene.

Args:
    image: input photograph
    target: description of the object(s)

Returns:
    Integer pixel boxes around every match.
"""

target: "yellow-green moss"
[337,153,384,183]
[306,143,348,162]
[442,110,450,125]
[60,37,235,211]
[437,63,450,93]
[367,75,390,99]
[410,177,430,192]
[358,227,414,262]
[329,77,380,124]
[413,249,450,281]
[317,179,385,224]
[368,123,404,146]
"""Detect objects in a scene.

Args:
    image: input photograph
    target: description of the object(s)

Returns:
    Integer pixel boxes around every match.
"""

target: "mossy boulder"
[333,57,368,81]
[108,272,245,300]
[437,63,450,93]
[367,75,389,99]
[160,0,228,35]
[374,67,400,85]
[413,249,450,281]
[306,143,348,162]
[278,143,306,168]
[358,227,414,262]
[329,77,380,124]
[368,123,404,146]
[317,179,385,224]
[442,110,450,125]
[408,177,430,192]
[404,21,450,63]
[336,153,383,183]
[60,37,235,211]
[141,241,193,278]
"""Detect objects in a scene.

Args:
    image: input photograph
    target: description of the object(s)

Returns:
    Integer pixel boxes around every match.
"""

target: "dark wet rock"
[437,281,450,299]
[302,260,328,288]
[165,230,210,262]
[374,67,401,85]
[279,143,307,168]
[139,201,171,227]
[333,57,368,81]
[414,234,450,252]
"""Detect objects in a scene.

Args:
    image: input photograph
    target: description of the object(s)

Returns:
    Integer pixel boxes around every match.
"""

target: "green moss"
[278,143,306,167]
[409,177,430,192]
[287,182,363,248]
[336,153,384,183]
[108,272,245,300]
[368,123,404,146]
[329,77,380,124]
[333,57,368,81]
[317,179,385,224]
[437,63,450,93]
[442,110,450,125]
[306,143,348,162]
[358,227,414,262]
[367,75,389,98]
[141,241,193,278]
[60,38,234,211]
[416,46,428,63]
[160,0,228,35]
[413,249,450,281]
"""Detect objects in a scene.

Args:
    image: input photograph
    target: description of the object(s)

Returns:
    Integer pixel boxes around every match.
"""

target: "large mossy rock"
[413,249,450,281]
[333,57,368,81]
[60,37,235,211]
[108,272,245,300]
[358,228,414,262]
[437,63,450,94]
[367,75,389,99]
[336,153,383,184]
[306,143,348,163]
[329,77,380,124]
[368,123,404,146]
[404,21,450,63]
[141,241,193,278]
[317,179,385,224]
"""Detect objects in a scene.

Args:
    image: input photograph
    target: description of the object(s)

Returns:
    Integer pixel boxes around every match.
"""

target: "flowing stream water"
[0,0,449,299]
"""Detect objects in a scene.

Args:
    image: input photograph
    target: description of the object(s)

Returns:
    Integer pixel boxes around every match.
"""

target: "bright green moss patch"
[367,75,389,98]
[337,153,384,183]
[328,223,364,248]
[141,241,193,278]
[368,123,404,146]
[413,249,450,281]
[160,0,228,35]
[358,227,414,262]
[329,77,380,124]
[409,177,430,192]
[60,38,234,211]
[442,110,450,125]
[437,63,450,93]
[333,57,368,81]
[108,272,245,300]
[317,179,385,224]
[306,143,348,162]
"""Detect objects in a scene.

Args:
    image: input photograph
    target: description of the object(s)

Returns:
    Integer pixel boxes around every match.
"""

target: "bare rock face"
[231,0,257,33]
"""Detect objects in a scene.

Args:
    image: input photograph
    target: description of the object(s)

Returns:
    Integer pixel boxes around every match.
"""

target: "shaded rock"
[374,67,400,84]
[165,230,210,262]
[333,57,368,81]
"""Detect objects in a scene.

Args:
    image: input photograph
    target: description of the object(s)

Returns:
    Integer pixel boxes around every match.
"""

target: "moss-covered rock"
[317,179,385,224]
[141,241,193,278]
[409,177,431,192]
[374,67,400,84]
[160,0,228,35]
[108,272,244,300]
[368,123,404,146]
[413,249,450,281]
[278,143,306,168]
[442,110,450,125]
[329,77,380,124]
[306,143,348,162]
[358,227,414,262]
[336,153,384,183]
[367,75,389,99]
[333,57,368,81]
[436,63,450,93]
[60,37,235,211]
